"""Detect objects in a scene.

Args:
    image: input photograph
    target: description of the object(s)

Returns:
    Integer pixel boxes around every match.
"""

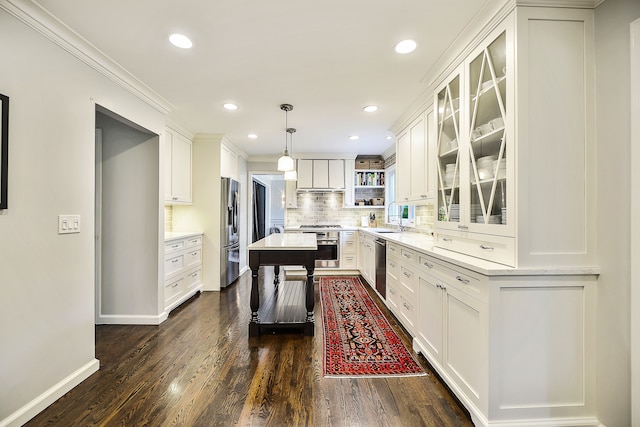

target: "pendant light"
[284,127,298,181]
[277,104,295,171]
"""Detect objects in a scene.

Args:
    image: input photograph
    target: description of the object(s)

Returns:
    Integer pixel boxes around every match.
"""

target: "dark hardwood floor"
[26,269,473,426]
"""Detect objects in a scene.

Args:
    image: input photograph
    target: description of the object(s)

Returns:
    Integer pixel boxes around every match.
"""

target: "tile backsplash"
[286,191,434,233]
[164,205,173,232]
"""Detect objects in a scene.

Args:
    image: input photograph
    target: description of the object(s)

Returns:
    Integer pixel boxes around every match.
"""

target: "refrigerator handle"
[232,191,239,233]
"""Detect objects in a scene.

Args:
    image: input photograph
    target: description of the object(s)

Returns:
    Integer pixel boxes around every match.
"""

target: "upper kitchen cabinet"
[220,143,239,180]
[433,6,596,269]
[163,127,192,205]
[395,107,435,203]
[297,159,345,190]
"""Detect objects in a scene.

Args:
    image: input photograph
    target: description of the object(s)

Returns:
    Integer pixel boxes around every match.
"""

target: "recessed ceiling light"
[363,105,378,113]
[223,103,238,110]
[395,39,417,54]
[349,135,359,141]
[169,33,193,49]
[386,136,393,140]
[248,134,258,139]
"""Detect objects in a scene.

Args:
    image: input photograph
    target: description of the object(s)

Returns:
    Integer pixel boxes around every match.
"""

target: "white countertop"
[248,233,317,250]
[164,231,203,241]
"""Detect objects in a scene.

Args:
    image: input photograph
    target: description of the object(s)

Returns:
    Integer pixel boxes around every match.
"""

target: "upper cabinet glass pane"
[468,31,507,227]
[436,74,461,224]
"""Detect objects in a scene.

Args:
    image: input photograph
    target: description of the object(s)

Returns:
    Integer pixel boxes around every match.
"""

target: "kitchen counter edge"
[164,231,203,241]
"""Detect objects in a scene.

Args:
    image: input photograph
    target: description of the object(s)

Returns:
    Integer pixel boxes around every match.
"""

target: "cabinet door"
[396,130,411,202]
[220,143,238,180]
[285,180,297,208]
[417,274,444,363]
[328,159,345,189]
[313,160,329,188]
[435,67,463,228]
[426,108,438,199]
[163,129,174,202]
[409,115,426,200]
[171,133,192,203]
[466,30,509,234]
[344,160,355,206]
[443,283,486,408]
[297,159,313,188]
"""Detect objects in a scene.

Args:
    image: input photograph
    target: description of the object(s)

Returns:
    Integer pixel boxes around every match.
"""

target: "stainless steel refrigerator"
[220,177,240,288]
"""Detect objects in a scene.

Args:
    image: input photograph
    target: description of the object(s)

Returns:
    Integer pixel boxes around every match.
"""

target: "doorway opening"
[250,173,285,243]
[95,106,159,324]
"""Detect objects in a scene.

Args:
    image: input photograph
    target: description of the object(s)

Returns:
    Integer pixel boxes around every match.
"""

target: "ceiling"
[35,0,491,158]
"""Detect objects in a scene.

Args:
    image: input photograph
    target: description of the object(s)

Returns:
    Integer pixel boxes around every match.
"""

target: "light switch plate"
[58,214,81,234]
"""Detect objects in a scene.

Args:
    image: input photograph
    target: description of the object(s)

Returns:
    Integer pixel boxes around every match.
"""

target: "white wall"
[0,8,166,426]
[594,0,640,425]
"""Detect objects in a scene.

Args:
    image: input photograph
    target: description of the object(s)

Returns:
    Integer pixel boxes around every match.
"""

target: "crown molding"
[1,0,174,115]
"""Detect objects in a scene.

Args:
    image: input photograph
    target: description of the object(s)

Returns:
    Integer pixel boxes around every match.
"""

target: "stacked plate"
[444,164,458,187]
[493,158,506,179]
[476,215,502,224]
[502,207,507,224]
[476,155,496,180]
[449,204,460,221]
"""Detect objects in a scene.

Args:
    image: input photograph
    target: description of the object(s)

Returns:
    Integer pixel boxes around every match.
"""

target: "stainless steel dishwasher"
[374,238,386,299]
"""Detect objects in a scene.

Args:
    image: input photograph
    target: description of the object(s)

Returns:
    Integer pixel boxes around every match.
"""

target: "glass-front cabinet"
[435,68,462,226]
[436,29,513,238]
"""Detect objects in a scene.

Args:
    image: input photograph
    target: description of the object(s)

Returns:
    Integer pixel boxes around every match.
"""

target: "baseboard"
[96,313,167,325]
[0,358,100,427]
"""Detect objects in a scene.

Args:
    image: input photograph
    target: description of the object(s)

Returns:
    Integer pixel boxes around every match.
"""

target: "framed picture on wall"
[0,93,8,209]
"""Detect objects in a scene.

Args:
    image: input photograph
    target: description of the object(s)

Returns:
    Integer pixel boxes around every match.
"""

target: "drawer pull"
[456,275,470,284]
[422,261,433,268]
[171,282,179,288]
[172,259,180,263]
[480,244,494,250]
[443,238,453,242]
[191,272,199,278]
[171,244,179,248]
[403,271,412,278]
[458,224,469,230]
[403,302,410,310]
[389,288,396,295]
[403,253,411,258]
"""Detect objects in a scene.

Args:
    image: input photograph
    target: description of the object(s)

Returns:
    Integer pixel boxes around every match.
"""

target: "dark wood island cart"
[247,233,317,337]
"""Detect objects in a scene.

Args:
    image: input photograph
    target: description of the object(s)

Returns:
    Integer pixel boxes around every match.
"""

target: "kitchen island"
[247,233,317,337]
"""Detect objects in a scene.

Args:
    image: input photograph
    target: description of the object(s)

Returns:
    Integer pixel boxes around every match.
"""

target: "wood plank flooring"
[25,269,473,427]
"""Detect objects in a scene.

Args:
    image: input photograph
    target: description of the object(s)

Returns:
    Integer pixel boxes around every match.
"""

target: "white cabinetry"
[340,230,358,270]
[285,180,297,208]
[358,232,375,287]
[395,108,434,203]
[220,143,238,180]
[164,234,203,313]
[383,238,598,427]
[163,127,192,204]
[434,7,596,269]
[297,159,345,190]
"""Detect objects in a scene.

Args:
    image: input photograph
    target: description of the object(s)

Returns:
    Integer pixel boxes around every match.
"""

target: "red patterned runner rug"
[320,276,426,377]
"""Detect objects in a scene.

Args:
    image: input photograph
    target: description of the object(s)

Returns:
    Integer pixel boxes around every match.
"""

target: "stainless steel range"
[299,225,341,268]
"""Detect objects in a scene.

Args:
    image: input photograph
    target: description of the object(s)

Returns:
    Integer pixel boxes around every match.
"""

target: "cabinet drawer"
[386,282,400,313]
[184,248,202,269]
[342,254,357,269]
[342,239,357,253]
[164,253,184,278]
[435,232,515,267]
[185,235,202,248]
[387,255,400,280]
[387,242,401,257]
[399,265,418,296]
[165,277,185,304]
[399,295,417,333]
[165,239,185,254]
[431,259,486,302]
[185,268,201,291]
[400,247,418,265]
